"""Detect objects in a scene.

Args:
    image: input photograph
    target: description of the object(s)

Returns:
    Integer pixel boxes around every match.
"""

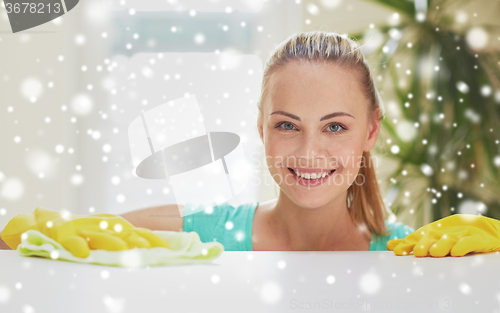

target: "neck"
[268,191,369,251]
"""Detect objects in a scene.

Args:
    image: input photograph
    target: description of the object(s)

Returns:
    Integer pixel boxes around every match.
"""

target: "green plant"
[350,0,500,227]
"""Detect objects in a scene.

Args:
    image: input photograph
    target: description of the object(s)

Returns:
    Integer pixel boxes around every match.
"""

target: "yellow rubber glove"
[1,207,170,258]
[387,214,500,257]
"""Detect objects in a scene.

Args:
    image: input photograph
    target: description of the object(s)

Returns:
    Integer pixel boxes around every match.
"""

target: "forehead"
[265,60,368,116]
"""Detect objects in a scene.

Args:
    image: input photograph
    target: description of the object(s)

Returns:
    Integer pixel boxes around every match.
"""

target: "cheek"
[264,132,288,156]
[264,133,292,171]
[327,140,365,172]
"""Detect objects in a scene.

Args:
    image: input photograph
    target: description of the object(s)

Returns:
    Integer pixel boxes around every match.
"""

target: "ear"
[363,107,381,152]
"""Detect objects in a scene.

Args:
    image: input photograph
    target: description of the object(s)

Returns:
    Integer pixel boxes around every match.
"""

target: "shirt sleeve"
[182,202,256,251]
[182,203,229,243]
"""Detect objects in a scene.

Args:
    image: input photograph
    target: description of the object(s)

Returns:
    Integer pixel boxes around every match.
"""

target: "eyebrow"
[270,111,355,121]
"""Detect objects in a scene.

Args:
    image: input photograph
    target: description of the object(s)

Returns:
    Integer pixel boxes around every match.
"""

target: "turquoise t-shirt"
[183,202,415,251]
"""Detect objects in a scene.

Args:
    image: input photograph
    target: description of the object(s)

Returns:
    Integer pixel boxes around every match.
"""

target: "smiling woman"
[111,31,417,252]
[147,30,415,252]
[251,31,396,251]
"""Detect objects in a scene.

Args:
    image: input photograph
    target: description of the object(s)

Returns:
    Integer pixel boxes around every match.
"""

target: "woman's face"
[258,60,380,209]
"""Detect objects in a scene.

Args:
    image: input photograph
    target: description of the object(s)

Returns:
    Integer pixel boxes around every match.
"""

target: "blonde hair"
[257,30,391,238]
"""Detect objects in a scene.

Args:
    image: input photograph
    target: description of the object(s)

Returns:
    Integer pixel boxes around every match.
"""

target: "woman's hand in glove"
[1,207,170,258]
[386,214,500,257]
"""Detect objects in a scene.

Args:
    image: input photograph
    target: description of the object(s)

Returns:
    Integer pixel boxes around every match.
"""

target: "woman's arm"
[119,204,184,232]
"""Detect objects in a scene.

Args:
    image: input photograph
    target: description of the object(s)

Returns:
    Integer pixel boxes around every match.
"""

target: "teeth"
[292,169,333,180]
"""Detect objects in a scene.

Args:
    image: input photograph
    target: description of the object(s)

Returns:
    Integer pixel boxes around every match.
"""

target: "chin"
[286,189,332,209]
[294,199,327,210]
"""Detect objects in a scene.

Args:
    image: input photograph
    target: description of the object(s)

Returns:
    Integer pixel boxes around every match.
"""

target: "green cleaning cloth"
[16,229,225,267]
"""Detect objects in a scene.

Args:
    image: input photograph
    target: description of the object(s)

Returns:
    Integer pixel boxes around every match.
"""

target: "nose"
[294,132,328,168]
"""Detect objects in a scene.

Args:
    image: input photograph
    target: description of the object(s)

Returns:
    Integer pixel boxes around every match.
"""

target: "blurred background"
[1,0,499,231]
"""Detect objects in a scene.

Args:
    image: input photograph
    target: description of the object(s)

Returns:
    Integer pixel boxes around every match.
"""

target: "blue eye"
[276,122,297,131]
[327,123,346,133]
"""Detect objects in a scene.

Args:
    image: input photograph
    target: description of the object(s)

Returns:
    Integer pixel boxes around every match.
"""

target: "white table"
[1,250,499,313]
